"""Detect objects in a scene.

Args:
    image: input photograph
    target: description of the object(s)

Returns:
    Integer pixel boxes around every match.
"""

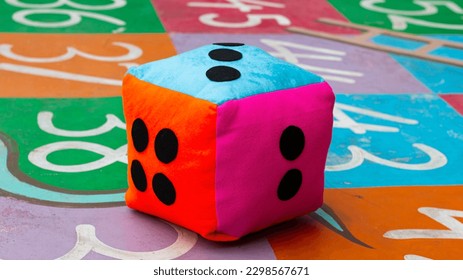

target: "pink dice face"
[215,82,335,238]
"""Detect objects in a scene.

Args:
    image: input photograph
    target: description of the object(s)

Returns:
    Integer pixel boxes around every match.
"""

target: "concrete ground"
[1,0,462,260]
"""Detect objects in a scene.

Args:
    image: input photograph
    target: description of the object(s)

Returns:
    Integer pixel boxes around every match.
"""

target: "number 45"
[199,13,290,28]
[188,0,291,28]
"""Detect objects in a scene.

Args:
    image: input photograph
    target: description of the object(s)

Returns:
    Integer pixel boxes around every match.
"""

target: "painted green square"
[329,0,463,34]
[0,0,165,33]
[0,97,128,192]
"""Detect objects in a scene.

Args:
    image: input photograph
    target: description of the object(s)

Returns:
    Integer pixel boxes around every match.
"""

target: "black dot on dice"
[131,118,149,153]
[280,126,305,161]
[155,128,178,164]
[131,160,147,192]
[206,66,241,82]
[213,42,244,47]
[209,48,243,62]
[153,173,176,206]
[277,169,303,201]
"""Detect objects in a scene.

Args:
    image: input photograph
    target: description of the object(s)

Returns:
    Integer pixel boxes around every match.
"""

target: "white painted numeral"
[260,39,364,84]
[389,14,463,30]
[361,0,463,16]
[420,0,463,14]
[404,254,432,260]
[261,38,346,63]
[28,142,127,173]
[360,0,463,31]
[361,0,438,16]
[29,111,127,172]
[328,103,447,171]
[385,207,463,239]
[38,112,126,137]
[0,63,122,86]
[6,0,126,10]
[0,42,142,63]
[326,143,447,171]
[199,13,290,28]
[58,223,197,260]
[0,42,142,85]
[13,9,125,28]
[334,103,418,135]
[188,0,284,12]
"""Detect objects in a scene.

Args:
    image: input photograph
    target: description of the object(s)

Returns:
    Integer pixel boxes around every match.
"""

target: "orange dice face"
[123,74,224,240]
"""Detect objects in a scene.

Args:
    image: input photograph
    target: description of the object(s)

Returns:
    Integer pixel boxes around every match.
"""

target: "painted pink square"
[215,82,334,238]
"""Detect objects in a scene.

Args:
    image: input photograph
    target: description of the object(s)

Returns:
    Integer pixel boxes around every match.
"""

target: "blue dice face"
[126,43,324,105]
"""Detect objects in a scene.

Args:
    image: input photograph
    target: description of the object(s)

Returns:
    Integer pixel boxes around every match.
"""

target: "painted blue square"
[326,94,463,188]
[392,55,463,93]
[371,34,426,50]
[386,35,463,93]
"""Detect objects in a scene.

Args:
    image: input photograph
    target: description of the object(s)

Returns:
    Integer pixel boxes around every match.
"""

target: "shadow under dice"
[123,43,334,241]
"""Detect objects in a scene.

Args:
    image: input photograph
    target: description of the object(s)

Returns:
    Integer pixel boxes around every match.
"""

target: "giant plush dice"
[122,43,334,241]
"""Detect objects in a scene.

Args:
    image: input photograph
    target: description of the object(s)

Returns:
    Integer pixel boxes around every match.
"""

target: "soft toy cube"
[122,43,334,241]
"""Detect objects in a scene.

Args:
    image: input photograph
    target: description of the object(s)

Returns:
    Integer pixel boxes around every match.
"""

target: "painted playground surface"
[1,0,463,260]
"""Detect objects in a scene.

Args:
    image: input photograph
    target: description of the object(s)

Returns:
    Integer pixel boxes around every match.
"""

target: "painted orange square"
[269,186,463,260]
[0,33,176,97]
[123,74,227,240]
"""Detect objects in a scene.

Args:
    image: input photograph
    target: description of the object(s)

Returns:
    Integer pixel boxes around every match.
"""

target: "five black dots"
[278,126,305,201]
[130,119,178,206]
[206,43,244,82]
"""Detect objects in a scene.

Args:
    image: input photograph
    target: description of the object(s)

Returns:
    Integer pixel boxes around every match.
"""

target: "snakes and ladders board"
[0,0,462,260]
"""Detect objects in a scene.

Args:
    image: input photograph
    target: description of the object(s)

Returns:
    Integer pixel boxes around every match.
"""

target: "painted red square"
[151,0,354,33]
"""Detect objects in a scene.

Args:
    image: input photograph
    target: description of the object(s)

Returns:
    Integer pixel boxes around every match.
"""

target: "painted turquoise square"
[326,94,463,188]
[372,35,463,93]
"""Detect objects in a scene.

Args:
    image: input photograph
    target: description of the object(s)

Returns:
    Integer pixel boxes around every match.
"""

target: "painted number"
[58,223,197,260]
[37,111,126,137]
[199,13,290,28]
[385,207,463,239]
[13,9,125,28]
[333,103,418,134]
[260,39,364,84]
[6,0,127,10]
[360,0,463,31]
[28,111,127,173]
[0,42,142,85]
[6,0,127,29]
[388,14,463,31]
[28,141,127,173]
[188,0,290,28]
[0,42,141,63]
[327,103,448,171]
[188,0,285,12]
[361,0,463,16]
[327,143,447,171]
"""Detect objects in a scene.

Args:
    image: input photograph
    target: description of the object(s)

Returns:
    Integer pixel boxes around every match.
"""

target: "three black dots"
[278,126,305,201]
[130,118,177,206]
[206,43,244,82]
